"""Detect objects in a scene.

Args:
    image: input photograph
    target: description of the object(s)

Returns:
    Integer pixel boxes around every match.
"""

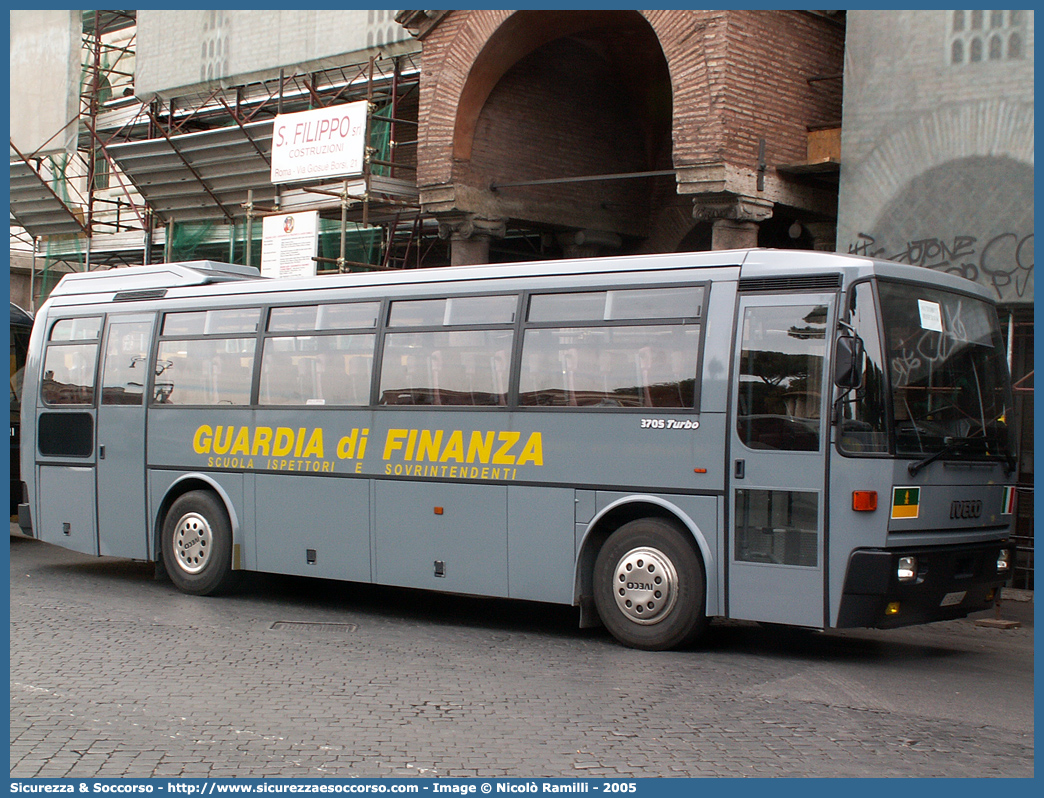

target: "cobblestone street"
[10,530,1034,779]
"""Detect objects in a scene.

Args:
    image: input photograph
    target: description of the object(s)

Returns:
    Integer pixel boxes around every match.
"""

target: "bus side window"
[519,325,698,408]
[260,334,374,406]
[347,355,372,404]
[155,338,255,406]
[41,344,99,405]
[101,321,152,405]
[736,305,826,452]
[260,349,305,405]
[379,330,512,407]
[318,351,372,406]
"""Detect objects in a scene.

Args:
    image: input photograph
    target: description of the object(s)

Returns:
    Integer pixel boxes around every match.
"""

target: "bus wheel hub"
[173,512,212,574]
[612,547,678,625]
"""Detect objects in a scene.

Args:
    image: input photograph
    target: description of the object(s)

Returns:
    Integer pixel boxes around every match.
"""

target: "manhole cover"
[270,621,358,633]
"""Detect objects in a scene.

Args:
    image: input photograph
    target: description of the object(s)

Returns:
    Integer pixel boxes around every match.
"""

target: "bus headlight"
[897,556,917,582]
[997,549,1012,573]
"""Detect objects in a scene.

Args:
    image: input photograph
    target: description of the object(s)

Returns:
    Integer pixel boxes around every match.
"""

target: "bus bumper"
[835,541,1011,629]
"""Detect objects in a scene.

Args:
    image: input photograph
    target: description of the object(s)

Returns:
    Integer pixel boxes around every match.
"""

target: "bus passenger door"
[727,294,833,628]
[96,314,154,559]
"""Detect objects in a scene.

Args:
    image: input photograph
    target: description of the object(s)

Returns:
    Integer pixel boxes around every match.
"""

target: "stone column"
[437,215,507,266]
[710,219,759,250]
[691,196,774,251]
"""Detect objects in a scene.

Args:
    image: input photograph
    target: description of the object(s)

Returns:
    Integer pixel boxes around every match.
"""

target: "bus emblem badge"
[891,487,920,519]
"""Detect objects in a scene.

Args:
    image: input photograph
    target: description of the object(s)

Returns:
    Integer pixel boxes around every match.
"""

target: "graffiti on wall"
[848,232,1034,303]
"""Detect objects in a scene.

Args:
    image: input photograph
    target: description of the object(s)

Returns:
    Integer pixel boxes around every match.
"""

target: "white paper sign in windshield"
[917,299,943,332]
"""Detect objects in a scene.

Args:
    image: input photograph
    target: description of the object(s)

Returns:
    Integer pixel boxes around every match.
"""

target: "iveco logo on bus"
[950,499,983,519]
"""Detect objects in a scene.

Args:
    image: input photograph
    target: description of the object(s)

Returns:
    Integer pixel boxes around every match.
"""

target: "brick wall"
[415,9,844,246]
[719,11,844,170]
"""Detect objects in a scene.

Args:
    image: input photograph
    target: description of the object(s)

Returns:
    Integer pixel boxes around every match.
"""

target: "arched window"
[93,150,110,191]
[951,10,1029,66]
[1009,32,1023,59]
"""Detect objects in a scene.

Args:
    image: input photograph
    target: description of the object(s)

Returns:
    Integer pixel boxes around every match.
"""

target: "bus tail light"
[852,490,878,512]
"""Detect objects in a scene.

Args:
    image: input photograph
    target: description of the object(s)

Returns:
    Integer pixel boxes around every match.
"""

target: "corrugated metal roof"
[14,115,421,241]
[9,160,89,238]
[82,10,136,36]
[104,120,419,226]
[105,120,277,224]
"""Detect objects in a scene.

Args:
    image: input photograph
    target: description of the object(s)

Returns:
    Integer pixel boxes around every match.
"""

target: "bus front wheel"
[162,490,238,596]
[593,518,707,650]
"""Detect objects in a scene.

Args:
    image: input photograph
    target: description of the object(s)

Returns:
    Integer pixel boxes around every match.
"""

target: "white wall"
[837,10,1034,305]
[9,10,82,157]
[136,10,415,100]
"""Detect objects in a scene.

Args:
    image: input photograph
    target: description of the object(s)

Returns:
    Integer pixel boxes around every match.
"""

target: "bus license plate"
[940,591,966,607]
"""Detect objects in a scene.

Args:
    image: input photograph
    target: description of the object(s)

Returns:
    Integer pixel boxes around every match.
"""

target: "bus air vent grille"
[114,288,168,302]
[738,274,842,293]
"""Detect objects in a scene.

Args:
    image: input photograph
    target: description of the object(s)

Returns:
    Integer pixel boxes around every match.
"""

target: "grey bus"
[18,249,1016,650]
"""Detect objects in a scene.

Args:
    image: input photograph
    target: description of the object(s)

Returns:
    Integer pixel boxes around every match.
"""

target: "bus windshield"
[878,280,1014,461]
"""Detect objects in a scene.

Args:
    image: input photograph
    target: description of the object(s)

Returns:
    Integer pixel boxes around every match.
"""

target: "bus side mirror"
[834,334,864,389]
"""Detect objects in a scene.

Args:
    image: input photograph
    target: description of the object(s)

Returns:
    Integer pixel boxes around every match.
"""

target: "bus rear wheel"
[162,490,238,596]
[593,518,707,650]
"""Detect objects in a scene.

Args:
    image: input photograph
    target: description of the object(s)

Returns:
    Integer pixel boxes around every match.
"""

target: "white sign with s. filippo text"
[270,101,367,184]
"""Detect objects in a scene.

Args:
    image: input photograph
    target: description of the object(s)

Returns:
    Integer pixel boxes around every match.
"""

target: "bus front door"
[96,314,154,559]
[727,294,833,628]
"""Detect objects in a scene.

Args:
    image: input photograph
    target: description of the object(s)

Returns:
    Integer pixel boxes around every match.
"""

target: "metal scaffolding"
[10,11,435,303]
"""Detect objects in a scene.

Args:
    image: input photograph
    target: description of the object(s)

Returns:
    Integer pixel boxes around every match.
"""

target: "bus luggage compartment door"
[375,480,508,597]
[37,464,97,555]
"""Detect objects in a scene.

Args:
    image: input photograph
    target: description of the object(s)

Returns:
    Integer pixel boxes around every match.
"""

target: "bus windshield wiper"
[907,436,983,476]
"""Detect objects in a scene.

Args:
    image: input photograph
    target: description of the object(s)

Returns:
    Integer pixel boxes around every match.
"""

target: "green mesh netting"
[318,219,383,270]
[369,103,393,178]
[165,219,383,271]
[166,221,224,262]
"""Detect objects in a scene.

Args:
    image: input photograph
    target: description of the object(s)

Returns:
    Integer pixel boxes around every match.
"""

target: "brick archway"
[418,11,677,191]
[418,10,679,243]
[414,10,844,257]
[451,10,669,163]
